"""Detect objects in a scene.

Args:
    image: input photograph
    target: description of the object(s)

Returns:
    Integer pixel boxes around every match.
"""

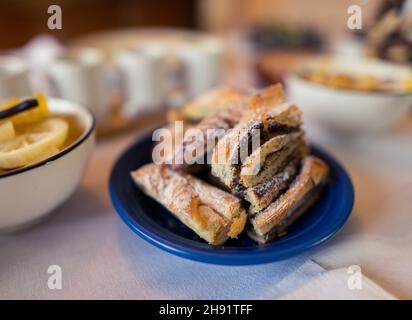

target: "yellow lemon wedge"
[0,117,68,170]
[0,120,15,143]
[0,93,49,126]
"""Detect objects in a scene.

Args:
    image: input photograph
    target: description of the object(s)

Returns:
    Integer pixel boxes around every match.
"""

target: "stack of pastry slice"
[132,84,329,245]
[211,84,328,243]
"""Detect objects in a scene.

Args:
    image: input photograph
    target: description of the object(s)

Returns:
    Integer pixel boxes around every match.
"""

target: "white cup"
[48,48,110,121]
[115,44,167,117]
[0,56,32,100]
[177,38,224,98]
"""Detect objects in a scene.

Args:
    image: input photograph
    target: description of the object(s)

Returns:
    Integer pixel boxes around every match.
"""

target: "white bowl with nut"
[286,57,412,134]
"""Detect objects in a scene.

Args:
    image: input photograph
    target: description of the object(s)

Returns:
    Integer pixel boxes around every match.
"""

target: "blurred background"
[0,0,382,48]
[0,0,411,136]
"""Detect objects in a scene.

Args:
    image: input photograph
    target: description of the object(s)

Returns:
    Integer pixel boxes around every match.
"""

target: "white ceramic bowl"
[286,57,412,134]
[0,98,95,231]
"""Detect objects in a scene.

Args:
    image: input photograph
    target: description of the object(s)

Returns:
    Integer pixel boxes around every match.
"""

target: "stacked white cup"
[114,43,168,117]
[48,48,111,121]
[46,37,224,121]
[177,38,224,98]
[0,56,32,100]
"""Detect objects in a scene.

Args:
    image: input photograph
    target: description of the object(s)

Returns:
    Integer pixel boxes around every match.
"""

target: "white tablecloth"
[1,116,411,299]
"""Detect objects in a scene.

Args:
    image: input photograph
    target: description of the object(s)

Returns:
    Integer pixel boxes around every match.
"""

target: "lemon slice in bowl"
[0,93,49,126]
[26,146,60,166]
[0,117,68,170]
[0,120,15,143]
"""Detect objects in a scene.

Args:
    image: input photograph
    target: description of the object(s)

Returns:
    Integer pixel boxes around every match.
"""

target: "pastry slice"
[240,138,307,188]
[248,156,329,244]
[168,86,251,124]
[245,159,300,213]
[243,84,301,132]
[243,83,285,118]
[240,131,306,187]
[167,94,251,173]
[211,92,303,193]
[131,164,247,245]
[210,118,263,190]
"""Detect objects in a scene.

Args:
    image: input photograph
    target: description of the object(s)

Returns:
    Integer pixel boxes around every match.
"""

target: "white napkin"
[281,268,396,300]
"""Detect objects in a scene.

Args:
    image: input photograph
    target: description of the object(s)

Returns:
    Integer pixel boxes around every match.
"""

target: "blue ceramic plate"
[109,132,354,265]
